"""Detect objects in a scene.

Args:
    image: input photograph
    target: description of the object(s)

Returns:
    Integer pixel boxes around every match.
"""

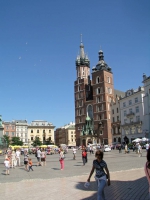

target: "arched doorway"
[87,138,92,145]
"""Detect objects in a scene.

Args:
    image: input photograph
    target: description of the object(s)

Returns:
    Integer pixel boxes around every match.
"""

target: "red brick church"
[74,39,114,146]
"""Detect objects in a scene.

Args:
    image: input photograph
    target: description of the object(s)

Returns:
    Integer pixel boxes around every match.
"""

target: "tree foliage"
[11,137,23,146]
[3,135,11,146]
[32,136,42,147]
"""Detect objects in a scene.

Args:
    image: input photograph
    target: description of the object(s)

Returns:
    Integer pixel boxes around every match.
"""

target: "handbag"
[98,162,108,179]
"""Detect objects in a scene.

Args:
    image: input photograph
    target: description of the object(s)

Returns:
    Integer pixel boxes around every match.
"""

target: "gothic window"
[108,88,112,94]
[97,87,101,94]
[107,77,110,83]
[96,76,100,83]
[87,105,93,119]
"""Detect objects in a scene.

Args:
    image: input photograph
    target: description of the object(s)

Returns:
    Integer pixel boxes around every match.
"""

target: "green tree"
[11,137,23,146]
[32,136,42,147]
[3,135,11,147]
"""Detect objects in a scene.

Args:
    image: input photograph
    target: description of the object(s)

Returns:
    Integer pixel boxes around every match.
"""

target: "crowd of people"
[2,143,150,200]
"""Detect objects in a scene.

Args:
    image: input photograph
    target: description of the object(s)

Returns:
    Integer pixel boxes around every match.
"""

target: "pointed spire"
[80,34,85,59]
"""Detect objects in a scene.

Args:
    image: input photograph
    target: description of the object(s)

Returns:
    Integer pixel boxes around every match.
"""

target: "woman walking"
[82,149,87,166]
[87,150,110,200]
[41,149,46,166]
[59,149,65,170]
[145,148,150,199]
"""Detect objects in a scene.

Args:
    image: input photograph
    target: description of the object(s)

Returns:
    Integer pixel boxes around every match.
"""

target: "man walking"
[36,148,41,166]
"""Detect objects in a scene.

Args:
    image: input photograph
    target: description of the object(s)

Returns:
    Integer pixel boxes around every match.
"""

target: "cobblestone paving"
[0,150,149,200]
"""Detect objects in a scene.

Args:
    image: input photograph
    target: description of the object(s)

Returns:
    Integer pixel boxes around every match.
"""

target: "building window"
[5,132,9,135]
[37,130,39,133]
[96,77,100,83]
[31,130,33,133]
[124,119,127,123]
[21,133,23,137]
[112,109,114,114]
[25,133,27,137]
[136,116,140,122]
[43,130,45,133]
[108,88,112,94]
[117,116,119,121]
[113,117,115,122]
[129,108,132,113]
[123,102,126,107]
[135,97,138,103]
[31,137,33,141]
[117,108,118,113]
[72,139,73,142]
[12,126,15,130]
[135,106,139,113]
[6,126,9,130]
[12,132,15,136]
[107,77,110,83]
[49,130,51,133]
[97,88,101,94]
[129,100,132,105]
[124,110,127,116]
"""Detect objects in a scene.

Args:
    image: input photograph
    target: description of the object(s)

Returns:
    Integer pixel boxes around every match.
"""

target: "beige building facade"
[55,122,76,147]
[28,120,55,145]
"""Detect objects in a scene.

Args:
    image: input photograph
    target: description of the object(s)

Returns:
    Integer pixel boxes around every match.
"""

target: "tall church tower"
[74,37,92,146]
[92,50,114,145]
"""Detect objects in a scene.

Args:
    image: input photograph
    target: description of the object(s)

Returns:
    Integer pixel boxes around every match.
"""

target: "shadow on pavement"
[76,177,149,200]
[51,168,60,170]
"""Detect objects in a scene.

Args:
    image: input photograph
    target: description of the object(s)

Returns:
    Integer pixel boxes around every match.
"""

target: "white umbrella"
[141,137,149,142]
[132,138,142,143]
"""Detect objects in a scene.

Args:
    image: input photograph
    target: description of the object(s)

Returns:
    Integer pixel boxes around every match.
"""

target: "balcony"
[126,112,135,118]
[121,121,142,127]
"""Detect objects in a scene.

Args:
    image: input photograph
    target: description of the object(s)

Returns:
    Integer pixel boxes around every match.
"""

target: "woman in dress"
[87,150,110,200]
[145,148,150,199]
[59,149,64,170]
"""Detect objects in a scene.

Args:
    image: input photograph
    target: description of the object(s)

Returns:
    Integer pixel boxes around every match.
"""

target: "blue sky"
[0,0,150,128]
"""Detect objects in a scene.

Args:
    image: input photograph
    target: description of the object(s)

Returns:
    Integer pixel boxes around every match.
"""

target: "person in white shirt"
[146,143,150,152]
[36,149,41,166]
[73,147,76,160]
[4,158,10,175]
[16,149,21,166]
[11,151,17,168]
[138,144,142,157]
[41,149,46,166]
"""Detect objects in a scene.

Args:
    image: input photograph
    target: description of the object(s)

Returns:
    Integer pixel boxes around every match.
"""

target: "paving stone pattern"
[0,150,149,200]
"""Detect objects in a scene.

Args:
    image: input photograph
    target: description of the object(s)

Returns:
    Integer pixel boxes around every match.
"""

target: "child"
[28,158,33,171]
[4,158,10,175]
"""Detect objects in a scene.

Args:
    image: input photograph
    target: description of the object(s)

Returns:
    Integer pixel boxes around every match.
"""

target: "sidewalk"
[0,168,148,200]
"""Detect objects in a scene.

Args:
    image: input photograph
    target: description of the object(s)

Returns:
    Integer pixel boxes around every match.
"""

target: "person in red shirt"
[82,149,87,166]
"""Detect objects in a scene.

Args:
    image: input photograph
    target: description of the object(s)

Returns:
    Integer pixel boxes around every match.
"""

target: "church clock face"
[87,105,93,119]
